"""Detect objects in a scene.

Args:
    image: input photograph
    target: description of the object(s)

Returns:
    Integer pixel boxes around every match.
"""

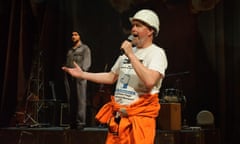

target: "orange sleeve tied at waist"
[95,93,160,144]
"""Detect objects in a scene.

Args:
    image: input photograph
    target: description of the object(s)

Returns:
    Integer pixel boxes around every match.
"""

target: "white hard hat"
[129,9,160,36]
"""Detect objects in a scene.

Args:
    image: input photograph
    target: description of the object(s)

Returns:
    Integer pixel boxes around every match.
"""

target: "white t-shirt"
[111,44,168,105]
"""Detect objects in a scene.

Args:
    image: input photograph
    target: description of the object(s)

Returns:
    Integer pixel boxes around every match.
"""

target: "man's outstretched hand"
[62,61,83,78]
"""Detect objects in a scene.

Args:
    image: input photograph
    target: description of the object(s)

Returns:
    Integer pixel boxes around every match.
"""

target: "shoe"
[76,125,84,130]
[70,124,84,130]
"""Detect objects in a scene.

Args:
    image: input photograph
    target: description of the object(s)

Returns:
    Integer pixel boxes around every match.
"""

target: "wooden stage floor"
[0,126,220,144]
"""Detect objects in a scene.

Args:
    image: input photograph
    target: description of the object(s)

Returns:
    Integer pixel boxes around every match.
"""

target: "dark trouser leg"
[75,80,87,127]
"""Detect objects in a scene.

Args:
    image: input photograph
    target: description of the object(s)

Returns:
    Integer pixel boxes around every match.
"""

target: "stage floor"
[0,126,219,144]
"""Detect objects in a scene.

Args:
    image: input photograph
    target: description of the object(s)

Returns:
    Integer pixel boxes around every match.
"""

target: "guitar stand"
[16,94,49,128]
[23,113,39,128]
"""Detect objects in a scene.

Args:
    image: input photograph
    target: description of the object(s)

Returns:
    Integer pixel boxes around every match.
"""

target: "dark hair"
[72,29,81,35]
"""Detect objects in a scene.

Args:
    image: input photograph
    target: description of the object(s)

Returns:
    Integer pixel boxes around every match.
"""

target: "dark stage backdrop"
[0,0,239,144]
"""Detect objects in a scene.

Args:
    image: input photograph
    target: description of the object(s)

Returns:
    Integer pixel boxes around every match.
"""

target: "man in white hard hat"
[62,9,168,144]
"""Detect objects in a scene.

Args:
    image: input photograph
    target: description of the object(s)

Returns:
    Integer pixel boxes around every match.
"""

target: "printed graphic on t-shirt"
[120,74,130,88]
[114,58,143,105]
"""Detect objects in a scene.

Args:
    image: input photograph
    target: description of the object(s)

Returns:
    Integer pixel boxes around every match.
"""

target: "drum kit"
[160,71,190,108]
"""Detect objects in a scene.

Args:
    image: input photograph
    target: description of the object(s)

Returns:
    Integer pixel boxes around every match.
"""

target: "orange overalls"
[95,93,160,144]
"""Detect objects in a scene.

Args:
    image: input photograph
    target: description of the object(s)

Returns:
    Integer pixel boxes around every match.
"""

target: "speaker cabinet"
[38,100,60,126]
[157,103,181,130]
[60,103,70,126]
[155,131,180,144]
[203,129,220,144]
[180,129,204,144]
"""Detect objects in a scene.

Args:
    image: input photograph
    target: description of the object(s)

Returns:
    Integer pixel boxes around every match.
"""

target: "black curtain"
[0,0,34,127]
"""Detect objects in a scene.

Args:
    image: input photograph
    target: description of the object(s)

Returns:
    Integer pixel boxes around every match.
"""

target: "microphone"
[120,35,134,55]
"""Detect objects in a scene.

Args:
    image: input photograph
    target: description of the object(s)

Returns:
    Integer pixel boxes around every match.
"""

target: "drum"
[161,88,181,103]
